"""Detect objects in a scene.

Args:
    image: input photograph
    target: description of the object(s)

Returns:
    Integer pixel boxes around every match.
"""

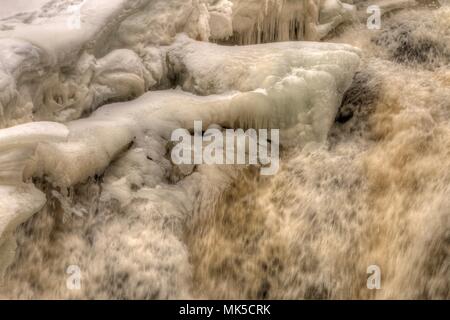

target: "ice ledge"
[0,121,68,278]
[0,38,360,281]
[0,0,363,128]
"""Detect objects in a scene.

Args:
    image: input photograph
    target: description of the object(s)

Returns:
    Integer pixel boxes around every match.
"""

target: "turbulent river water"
[187,6,450,299]
[0,4,449,299]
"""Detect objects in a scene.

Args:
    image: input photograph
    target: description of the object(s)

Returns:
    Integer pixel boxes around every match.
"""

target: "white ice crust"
[0,0,360,127]
[0,0,361,280]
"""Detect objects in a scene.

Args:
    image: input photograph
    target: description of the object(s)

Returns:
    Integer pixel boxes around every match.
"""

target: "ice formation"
[187,5,450,299]
[353,0,418,21]
[0,0,448,299]
[0,0,212,127]
[0,121,68,277]
[0,0,361,297]
[0,37,359,261]
[0,0,360,128]
[213,0,358,44]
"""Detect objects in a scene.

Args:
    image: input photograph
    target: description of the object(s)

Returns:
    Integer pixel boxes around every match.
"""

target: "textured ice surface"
[0,33,360,288]
[0,0,359,127]
[0,0,445,300]
[0,0,212,127]
[0,184,46,278]
[0,121,67,277]
[0,0,447,300]
[0,0,416,298]
[169,35,360,93]
[226,0,357,44]
[33,38,360,187]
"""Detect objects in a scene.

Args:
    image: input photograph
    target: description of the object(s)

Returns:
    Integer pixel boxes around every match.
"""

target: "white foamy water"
[187,5,450,299]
